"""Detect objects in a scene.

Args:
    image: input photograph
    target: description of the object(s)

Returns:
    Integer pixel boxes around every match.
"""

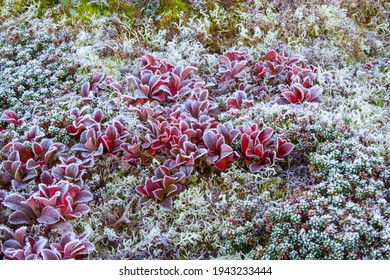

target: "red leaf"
[254,144,264,157]
[65,163,78,179]
[240,134,250,154]
[203,130,217,150]
[94,109,103,122]
[153,189,165,201]
[14,143,31,162]
[308,85,323,100]
[3,193,26,212]
[80,82,91,97]
[33,143,43,157]
[258,127,273,142]
[302,76,311,88]
[181,66,197,79]
[249,162,264,173]
[9,211,33,225]
[105,125,118,141]
[159,197,172,209]
[165,184,179,197]
[41,249,60,260]
[101,135,113,152]
[75,190,93,203]
[71,204,90,218]
[215,157,232,171]
[293,85,304,102]
[37,206,60,225]
[1,110,21,126]
[220,144,234,159]
[276,138,294,159]
[135,185,148,196]
[265,50,277,60]
[282,90,297,103]
[91,72,105,85]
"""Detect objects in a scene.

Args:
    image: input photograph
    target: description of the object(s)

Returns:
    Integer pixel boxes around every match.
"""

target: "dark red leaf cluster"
[100,54,294,209]
[79,72,121,102]
[227,84,254,110]
[0,50,298,259]
[0,226,93,260]
[239,125,294,173]
[1,137,93,217]
[255,50,322,104]
[218,47,251,84]
[1,110,22,126]
[3,181,92,225]
[217,49,323,108]
[135,163,186,209]
[1,117,96,259]
[122,55,199,106]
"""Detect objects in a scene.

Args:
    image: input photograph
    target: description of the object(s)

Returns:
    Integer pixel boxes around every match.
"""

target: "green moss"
[57,0,137,25]
[159,0,189,13]
[36,0,59,16]
[1,0,29,15]
[71,1,112,20]
[156,0,191,34]
[257,178,286,200]
[203,4,242,52]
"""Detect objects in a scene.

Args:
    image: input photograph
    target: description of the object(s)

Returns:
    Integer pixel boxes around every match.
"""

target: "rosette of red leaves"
[135,164,186,209]
[66,107,103,138]
[3,181,92,225]
[160,65,197,101]
[2,142,40,190]
[1,110,22,126]
[0,226,93,260]
[227,90,254,110]
[142,53,175,74]
[71,121,127,158]
[203,123,240,171]
[218,48,251,88]
[277,84,323,104]
[239,125,294,173]
[253,49,323,104]
[79,72,106,102]
[169,135,207,176]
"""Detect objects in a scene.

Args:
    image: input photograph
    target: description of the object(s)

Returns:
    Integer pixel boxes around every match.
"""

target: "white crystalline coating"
[0,0,388,261]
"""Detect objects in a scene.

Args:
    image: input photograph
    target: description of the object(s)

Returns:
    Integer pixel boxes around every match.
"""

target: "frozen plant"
[135,164,187,209]
[3,181,92,225]
[0,226,93,260]
[239,125,294,173]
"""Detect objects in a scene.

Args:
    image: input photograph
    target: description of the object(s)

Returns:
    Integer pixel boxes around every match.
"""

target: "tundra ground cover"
[0,0,389,260]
